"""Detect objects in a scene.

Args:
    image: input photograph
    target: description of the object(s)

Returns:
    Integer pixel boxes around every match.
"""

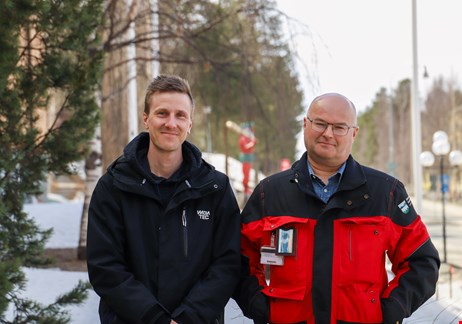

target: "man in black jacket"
[87,75,241,324]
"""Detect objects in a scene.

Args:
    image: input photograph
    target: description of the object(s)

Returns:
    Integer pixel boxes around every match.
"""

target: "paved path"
[420,198,462,269]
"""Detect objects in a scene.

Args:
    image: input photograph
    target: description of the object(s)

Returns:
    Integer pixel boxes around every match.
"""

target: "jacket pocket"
[336,217,388,283]
[337,282,383,323]
[260,217,315,323]
[263,285,311,323]
[262,216,314,285]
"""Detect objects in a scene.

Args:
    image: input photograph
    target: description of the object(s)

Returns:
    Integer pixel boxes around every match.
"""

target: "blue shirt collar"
[306,159,347,203]
[307,159,347,180]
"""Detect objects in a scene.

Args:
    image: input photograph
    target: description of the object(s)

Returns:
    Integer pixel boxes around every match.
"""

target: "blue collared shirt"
[307,160,346,203]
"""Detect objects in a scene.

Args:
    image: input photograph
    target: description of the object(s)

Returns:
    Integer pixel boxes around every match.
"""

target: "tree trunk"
[78,126,102,260]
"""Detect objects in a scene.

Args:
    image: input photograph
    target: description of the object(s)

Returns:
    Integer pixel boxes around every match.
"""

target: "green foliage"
[354,103,379,165]
[0,0,104,321]
[160,0,305,174]
[354,77,462,186]
[7,280,91,324]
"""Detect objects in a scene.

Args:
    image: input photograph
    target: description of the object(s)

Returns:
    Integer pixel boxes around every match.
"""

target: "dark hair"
[144,75,195,114]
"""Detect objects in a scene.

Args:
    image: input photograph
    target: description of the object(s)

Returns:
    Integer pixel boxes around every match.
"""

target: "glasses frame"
[306,116,357,136]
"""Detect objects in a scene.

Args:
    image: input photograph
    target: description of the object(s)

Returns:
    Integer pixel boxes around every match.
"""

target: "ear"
[352,127,359,139]
[143,112,149,129]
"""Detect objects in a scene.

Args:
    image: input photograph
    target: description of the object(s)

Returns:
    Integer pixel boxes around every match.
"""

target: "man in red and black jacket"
[233,93,440,324]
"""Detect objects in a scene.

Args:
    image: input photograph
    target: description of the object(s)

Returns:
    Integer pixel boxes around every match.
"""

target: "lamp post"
[420,131,462,263]
[411,0,423,212]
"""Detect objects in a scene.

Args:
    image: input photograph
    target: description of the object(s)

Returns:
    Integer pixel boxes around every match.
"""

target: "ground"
[42,248,87,272]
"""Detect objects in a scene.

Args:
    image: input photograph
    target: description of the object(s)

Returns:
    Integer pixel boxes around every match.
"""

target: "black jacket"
[87,132,241,324]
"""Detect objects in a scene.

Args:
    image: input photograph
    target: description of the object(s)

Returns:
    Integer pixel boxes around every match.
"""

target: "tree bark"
[78,126,102,260]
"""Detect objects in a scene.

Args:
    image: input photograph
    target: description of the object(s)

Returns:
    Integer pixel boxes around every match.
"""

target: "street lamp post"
[411,0,423,212]
[433,131,450,263]
[420,131,462,263]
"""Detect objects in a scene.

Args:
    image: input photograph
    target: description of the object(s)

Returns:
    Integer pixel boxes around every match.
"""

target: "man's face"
[303,95,358,167]
[143,91,193,154]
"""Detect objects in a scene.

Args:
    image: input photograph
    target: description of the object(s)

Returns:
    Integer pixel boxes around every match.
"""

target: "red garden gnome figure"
[238,122,256,198]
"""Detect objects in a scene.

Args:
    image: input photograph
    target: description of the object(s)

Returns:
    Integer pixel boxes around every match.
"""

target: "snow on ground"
[24,201,83,249]
[12,200,460,323]
[6,267,101,323]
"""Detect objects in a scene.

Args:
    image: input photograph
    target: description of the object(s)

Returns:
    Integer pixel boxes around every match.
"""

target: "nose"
[164,114,177,128]
[321,124,334,137]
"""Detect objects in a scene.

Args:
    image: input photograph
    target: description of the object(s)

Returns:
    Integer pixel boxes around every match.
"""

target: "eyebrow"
[311,117,349,126]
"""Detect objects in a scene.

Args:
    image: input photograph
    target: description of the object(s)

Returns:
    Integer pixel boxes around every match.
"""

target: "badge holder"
[276,227,296,256]
[260,227,296,266]
[260,246,284,265]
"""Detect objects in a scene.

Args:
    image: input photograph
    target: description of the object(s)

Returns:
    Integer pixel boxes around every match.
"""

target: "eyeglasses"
[306,116,357,136]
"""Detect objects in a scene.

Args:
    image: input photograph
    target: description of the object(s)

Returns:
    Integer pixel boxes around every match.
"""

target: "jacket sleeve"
[86,176,170,324]
[381,181,440,324]
[171,178,242,324]
[232,183,270,324]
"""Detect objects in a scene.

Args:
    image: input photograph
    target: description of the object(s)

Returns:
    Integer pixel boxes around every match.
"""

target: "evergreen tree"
[0,0,104,322]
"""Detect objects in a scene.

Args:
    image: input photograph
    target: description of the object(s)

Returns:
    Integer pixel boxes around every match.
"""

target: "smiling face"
[143,91,193,155]
[303,93,358,168]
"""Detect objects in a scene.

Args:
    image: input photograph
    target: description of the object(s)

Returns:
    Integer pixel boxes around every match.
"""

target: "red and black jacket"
[234,153,440,324]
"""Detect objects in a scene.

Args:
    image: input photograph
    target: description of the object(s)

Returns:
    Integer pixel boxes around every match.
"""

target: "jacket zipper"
[349,225,352,261]
[182,207,188,257]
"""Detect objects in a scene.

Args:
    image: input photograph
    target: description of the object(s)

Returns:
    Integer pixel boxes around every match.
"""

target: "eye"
[333,125,348,131]
[314,121,327,128]
[177,112,188,119]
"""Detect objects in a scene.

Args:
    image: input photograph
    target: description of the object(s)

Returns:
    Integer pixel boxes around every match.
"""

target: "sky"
[276,0,462,113]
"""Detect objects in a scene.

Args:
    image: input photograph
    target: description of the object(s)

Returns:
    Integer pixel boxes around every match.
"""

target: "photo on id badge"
[276,227,296,255]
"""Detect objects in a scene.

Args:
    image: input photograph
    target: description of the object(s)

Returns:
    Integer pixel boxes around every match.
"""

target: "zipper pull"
[182,208,187,227]
[182,207,188,257]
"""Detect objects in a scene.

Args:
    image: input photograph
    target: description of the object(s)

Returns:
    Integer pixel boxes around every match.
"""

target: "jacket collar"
[293,153,366,188]
[108,132,215,199]
[292,153,369,209]
[122,132,204,178]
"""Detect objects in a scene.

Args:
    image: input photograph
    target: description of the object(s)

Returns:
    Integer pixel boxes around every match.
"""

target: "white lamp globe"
[449,150,462,166]
[433,130,448,144]
[432,139,450,156]
[420,151,435,167]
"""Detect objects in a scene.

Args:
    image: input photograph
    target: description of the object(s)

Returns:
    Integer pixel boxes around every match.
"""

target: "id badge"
[260,246,284,266]
[276,227,296,255]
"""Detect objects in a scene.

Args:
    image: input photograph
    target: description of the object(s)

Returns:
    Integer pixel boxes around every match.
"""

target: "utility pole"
[411,0,423,212]
[127,0,138,141]
[151,0,160,77]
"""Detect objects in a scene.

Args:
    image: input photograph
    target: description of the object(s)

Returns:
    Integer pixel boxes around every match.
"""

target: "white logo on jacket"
[197,210,210,220]
[398,199,410,214]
